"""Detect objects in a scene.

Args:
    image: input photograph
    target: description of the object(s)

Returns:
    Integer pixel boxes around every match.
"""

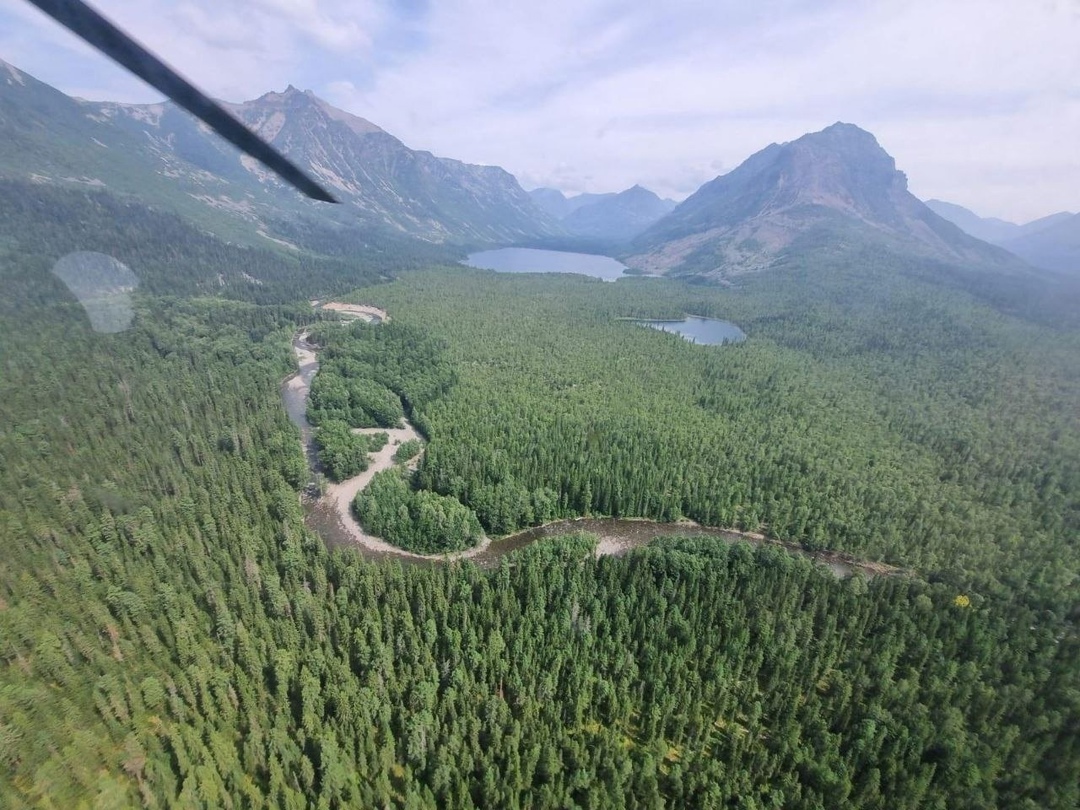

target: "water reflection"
[636,315,746,345]
[463,248,629,281]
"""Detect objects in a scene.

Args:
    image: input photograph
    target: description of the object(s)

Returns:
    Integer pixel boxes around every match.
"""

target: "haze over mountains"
[530,185,677,242]
[925,199,1079,274]
[1,59,1075,284]
[923,200,1072,244]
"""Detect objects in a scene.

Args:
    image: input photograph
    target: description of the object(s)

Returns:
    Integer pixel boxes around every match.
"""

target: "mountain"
[0,60,556,247]
[214,87,556,242]
[0,58,232,225]
[529,185,676,242]
[528,188,583,219]
[530,188,618,218]
[561,185,678,242]
[924,199,1023,243]
[925,199,1074,244]
[1017,211,1077,236]
[626,123,1029,281]
[925,198,1078,274]
[999,213,1080,274]
[529,187,573,219]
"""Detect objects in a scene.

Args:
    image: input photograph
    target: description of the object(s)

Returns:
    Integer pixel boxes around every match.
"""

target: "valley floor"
[292,303,906,576]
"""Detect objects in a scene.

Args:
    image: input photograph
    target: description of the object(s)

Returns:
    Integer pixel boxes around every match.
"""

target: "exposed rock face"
[105,85,556,243]
[627,123,1026,280]
[1,60,555,245]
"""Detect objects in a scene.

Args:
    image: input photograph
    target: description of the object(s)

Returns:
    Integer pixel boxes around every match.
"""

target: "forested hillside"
[0,60,559,250]
[0,180,454,306]
[339,265,1079,603]
[1,180,1078,807]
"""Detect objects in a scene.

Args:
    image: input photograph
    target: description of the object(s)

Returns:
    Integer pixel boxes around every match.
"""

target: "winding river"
[281,305,901,578]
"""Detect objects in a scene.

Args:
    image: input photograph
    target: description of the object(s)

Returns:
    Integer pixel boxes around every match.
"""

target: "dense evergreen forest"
[0,180,453,307]
[1,183,1078,807]
[328,266,1080,603]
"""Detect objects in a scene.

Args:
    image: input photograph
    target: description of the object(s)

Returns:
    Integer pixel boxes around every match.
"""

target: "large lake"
[463,247,630,281]
[637,315,747,345]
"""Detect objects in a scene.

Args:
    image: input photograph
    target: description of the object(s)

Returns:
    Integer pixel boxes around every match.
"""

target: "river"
[281,305,900,579]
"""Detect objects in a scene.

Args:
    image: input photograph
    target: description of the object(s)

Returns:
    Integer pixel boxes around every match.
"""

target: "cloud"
[248,0,383,52]
[0,0,387,100]
[317,0,1078,219]
[2,0,1077,220]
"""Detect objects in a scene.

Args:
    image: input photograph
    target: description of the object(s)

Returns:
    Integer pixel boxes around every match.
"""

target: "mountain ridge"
[923,199,1024,244]
[3,61,1065,281]
[529,184,676,242]
[625,123,1030,281]
[999,213,1080,275]
[0,59,557,248]
[925,198,1078,274]
[93,82,558,244]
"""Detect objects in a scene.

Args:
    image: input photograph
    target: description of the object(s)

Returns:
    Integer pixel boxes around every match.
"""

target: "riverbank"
[496,517,905,578]
[283,304,905,579]
[321,421,494,562]
[318,302,389,322]
[286,302,494,561]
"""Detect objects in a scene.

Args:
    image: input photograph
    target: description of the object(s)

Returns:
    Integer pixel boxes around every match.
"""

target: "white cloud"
[248,0,383,52]
[318,0,1079,220]
[0,0,384,99]
[1,0,1077,220]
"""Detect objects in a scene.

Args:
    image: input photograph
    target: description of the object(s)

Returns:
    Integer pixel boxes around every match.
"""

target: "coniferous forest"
[1,183,1079,808]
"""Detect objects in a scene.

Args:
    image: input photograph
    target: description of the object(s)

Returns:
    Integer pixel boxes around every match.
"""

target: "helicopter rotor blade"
[26,0,339,203]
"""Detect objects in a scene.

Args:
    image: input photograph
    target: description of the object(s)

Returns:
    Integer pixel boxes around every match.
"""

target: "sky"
[1,0,1078,222]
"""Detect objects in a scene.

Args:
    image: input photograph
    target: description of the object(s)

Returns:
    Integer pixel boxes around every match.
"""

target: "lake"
[462,249,745,343]
[463,247,630,281]
[637,315,747,345]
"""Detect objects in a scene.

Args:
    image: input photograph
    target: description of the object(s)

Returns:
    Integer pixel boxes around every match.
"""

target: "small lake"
[637,315,746,345]
[463,248,630,281]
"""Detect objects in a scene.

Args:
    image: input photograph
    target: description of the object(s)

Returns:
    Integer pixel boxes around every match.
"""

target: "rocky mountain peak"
[627,123,1025,279]
[225,86,381,138]
[761,123,907,222]
[0,58,554,245]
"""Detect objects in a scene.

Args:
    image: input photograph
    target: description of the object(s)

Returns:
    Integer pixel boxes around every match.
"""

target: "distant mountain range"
[925,199,1078,274]
[529,188,607,220]
[3,59,1074,286]
[623,123,1029,282]
[530,185,676,241]
[0,59,556,249]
